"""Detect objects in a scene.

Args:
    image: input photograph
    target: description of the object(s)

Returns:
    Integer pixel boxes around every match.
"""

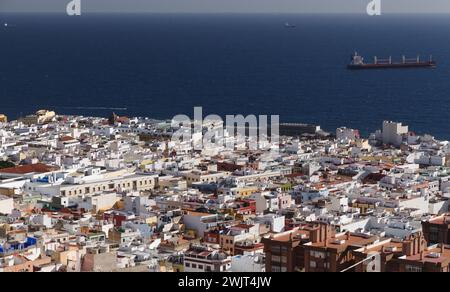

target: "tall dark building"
[422,214,450,245]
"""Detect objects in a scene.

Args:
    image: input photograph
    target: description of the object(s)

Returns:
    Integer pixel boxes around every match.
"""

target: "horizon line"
[2,11,450,15]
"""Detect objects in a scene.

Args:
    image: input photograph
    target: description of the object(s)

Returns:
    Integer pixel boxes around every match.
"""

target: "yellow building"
[144,215,157,225]
[183,171,228,186]
[0,187,16,197]
[236,186,259,198]
[0,114,7,123]
[20,109,56,125]
[352,202,373,214]
[51,245,83,271]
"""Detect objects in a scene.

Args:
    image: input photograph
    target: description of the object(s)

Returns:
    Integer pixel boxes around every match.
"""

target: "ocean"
[0,13,449,138]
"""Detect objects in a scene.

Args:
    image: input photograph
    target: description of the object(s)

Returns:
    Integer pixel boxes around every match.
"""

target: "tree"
[0,161,15,169]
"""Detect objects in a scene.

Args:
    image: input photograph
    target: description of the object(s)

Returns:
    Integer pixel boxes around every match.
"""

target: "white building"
[336,127,359,143]
[231,254,265,272]
[382,121,408,147]
[183,212,231,237]
[254,214,285,233]
[0,195,14,215]
[79,192,121,212]
[183,246,231,272]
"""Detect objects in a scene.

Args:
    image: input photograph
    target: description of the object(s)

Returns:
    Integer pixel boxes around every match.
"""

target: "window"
[405,265,422,273]
[271,245,281,254]
[198,265,203,270]
[192,264,197,269]
[271,255,281,263]
[309,261,317,268]
[310,251,326,259]
[429,233,438,242]
[272,266,281,272]
[429,226,439,233]
[185,263,190,267]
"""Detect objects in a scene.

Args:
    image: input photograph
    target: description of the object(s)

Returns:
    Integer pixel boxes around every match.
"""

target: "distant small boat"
[284,23,296,28]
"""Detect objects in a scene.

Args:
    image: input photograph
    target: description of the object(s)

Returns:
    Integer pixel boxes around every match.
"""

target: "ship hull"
[348,62,436,70]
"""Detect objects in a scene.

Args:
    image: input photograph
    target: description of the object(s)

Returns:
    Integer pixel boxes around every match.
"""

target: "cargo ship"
[347,52,436,70]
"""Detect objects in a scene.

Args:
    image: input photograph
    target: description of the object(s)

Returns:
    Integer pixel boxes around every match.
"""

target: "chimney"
[322,224,327,247]
[420,251,424,261]
[403,240,413,256]
[310,228,318,243]
[441,244,445,254]
[419,236,426,253]
[318,224,323,243]
[346,232,350,240]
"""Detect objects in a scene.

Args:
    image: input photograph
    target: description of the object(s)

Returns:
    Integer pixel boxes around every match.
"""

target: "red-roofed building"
[397,243,450,272]
[183,245,231,272]
[0,163,59,178]
[262,223,322,272]
[57,136,80,150]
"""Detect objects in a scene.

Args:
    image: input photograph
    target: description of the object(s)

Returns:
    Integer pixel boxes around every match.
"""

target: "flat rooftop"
[0,164,59,175]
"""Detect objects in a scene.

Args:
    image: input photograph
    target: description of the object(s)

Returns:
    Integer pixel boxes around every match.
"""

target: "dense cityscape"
[0,109,448,272]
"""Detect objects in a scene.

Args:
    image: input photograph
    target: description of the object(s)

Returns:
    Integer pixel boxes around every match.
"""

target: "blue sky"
[1,0,450,13]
